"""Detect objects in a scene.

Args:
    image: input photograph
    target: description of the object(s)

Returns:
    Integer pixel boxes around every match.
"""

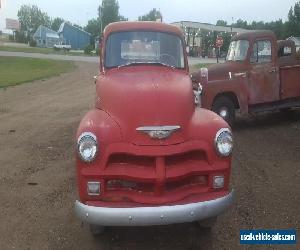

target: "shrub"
[84,44,94,55]
[95,47,100,56]
[15,31,28,43]
[9,35,14,41]
[29,39,37,47]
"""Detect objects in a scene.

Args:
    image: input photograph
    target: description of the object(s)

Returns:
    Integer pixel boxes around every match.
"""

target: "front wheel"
[212,96,235,126]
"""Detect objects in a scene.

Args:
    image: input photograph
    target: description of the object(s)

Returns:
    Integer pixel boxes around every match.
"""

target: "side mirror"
[194,83,203,106]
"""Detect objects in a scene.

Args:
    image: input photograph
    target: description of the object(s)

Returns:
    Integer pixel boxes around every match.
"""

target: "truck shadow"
[93,223,213,250]
[234,108,300,131]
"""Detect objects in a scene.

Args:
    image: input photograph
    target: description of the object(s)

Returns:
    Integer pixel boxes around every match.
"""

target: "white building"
[287,37,300,52]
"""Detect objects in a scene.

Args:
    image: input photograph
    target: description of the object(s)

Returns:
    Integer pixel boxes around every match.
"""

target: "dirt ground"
[0,62,299,250]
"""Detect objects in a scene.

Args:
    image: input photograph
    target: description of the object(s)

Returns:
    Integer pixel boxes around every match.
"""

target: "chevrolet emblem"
[136,126,181,140]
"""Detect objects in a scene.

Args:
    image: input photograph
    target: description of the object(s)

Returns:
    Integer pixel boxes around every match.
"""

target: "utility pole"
[231,17,234,36]
[99,6,103,36]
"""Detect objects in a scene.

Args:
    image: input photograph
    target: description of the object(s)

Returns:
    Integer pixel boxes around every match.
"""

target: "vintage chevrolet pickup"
[192,31,300,125]
[74,21,234,235]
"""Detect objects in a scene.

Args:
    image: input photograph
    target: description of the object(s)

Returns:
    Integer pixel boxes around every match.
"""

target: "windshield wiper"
[118,62,175,69]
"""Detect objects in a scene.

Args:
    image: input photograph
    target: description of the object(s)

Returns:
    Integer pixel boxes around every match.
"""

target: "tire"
[89,224,105,236]
[197,216,217,229]
[212,96,236,126]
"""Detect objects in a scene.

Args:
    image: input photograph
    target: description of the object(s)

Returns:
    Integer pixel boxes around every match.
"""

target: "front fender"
[188,108,232,166]
[202,78,248,114]
[76,109,122,165]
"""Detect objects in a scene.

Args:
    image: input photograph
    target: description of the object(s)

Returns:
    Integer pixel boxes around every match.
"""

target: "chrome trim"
[233,72,247,78]
[77,132,98,163]
[74,190,234,226]
[219,108,228,119]
[213,176,225,189]
[200,67,208,79]
[194,83,203,107]
[214,128,233,157]
[87,182,101,196]
[136,126,181,140]
[93,75,99,84]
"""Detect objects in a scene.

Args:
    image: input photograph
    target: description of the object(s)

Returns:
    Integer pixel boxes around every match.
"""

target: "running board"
[249,98,300,113]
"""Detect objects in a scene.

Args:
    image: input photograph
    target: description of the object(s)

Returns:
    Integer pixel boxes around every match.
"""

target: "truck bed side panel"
[280,65,300,99]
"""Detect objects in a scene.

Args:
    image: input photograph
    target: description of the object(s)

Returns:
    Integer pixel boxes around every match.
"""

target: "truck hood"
[96,66,194,146]
[207,61,248,81]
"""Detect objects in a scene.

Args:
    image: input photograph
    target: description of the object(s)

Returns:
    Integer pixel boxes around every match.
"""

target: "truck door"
[248,40,280,105]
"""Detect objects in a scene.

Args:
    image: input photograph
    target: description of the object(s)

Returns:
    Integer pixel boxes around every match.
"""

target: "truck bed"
[280,63,300,99]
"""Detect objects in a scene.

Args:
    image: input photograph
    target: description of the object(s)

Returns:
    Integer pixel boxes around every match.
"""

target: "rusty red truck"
[74,22,234,235]
[192,31,300,125]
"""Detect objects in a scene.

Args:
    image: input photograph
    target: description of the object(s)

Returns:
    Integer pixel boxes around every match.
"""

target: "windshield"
[226,40,249,61]
[105,31,185,68]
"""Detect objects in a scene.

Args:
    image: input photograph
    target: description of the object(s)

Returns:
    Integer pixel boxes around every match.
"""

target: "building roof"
[33,25,58,38]
[58,22,91,36]
[172,21,251,34]
[287,37,300,46]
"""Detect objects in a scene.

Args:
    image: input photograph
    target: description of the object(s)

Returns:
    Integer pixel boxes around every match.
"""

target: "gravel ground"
[0,62,299,250]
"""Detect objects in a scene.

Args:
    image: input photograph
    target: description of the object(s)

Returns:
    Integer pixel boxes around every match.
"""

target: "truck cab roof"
[103,21,184,39]
[232,30,276,42]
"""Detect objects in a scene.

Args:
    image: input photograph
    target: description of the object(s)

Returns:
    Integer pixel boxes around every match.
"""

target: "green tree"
[233,19,249,29]
[286,2,300,37]
[119,15,128,21]
[17,5,51,34]
[216,20,227,26]
[250,21,265,30]
[51,17,64,31]
[99,0,125,34]
[73,24,83,30]
[85,18,101,38]
[138,8,162,21]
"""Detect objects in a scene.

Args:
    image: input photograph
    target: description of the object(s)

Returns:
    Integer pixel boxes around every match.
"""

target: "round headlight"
[215,128,233,157]
[77,132,98,162]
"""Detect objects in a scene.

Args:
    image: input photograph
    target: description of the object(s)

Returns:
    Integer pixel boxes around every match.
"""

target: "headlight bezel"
[77,132,98,163]
[214,128,233,157]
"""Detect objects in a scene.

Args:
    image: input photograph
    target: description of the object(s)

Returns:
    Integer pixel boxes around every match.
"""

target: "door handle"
[268,67,277,73]
[233,72,247,78]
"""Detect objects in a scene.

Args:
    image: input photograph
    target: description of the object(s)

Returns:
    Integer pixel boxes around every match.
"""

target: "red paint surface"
[76,22,232,207]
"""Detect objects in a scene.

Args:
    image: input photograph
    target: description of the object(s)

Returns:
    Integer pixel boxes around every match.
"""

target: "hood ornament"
[136,126,181,140]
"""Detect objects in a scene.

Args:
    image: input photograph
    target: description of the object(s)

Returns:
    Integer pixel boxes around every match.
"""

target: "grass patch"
[0,45,93,56]
[0,57,75,88]
[190,63,214,73]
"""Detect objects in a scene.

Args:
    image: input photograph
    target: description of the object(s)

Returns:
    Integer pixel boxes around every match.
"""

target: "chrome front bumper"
[74,190,234,226]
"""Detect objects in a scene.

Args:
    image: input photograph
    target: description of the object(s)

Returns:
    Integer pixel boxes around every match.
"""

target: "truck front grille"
[100,149,211,204]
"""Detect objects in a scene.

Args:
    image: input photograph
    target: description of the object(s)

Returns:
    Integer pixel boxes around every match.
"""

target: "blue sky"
[0,0,299,31]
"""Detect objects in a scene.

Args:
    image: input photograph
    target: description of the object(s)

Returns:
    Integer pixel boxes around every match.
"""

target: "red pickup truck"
[74,22,234,235]
[192,31,300,125]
